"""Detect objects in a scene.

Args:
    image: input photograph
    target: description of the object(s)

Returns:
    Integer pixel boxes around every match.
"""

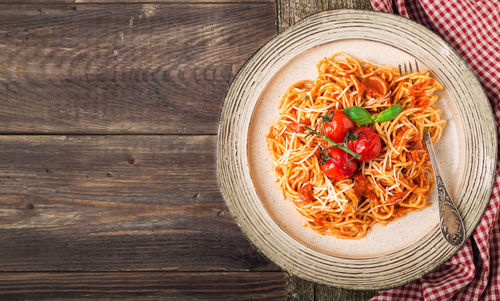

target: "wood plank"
[0,271,285,300]
[276,0,377,300]
[0,3,276,134]
[0,0,274,3]
[285,274,314,301]
[277,0,372,32]
[315,284,377,301]
[286,275,377,301]
[0,135,276,272]
[81,0,274,2]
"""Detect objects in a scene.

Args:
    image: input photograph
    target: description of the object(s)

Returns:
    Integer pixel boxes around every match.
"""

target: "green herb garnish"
[372,104,404,122]
[342,106,373,125]
[304,126,361,160]
[343,129,368,144]
[343,104,403,125]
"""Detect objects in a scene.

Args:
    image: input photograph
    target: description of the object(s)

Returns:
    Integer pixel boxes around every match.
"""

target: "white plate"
[217,10,496,289]
[248,39,463,258]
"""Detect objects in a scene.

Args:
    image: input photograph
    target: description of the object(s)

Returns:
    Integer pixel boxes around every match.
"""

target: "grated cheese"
[386,183,399,192]
[336,84,352,100]
[382,149,391,171]
[278,125,287,136]
[277,135,294,165]
[393,168,399,187]
[283,131,307,137]
[295,145,319,165]
[322,175,349,212]
[370,174,385,196]
[372,162,384,175]
[292,102,336,113]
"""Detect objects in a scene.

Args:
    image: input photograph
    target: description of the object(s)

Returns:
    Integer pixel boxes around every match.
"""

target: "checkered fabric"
[369,1,500,300]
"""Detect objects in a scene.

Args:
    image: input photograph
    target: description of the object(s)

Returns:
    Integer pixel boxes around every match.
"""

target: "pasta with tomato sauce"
[266,53,445,239]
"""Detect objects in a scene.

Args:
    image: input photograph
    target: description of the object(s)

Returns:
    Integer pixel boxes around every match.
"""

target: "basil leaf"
[372,104,403,123]
[343,106,373,125]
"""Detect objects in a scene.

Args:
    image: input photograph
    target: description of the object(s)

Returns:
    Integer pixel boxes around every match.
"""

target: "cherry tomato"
[324,110,355,143]
[298,184,315,203]
[348,127,382,161]
[362,76,388,99]
[321,147,357,181]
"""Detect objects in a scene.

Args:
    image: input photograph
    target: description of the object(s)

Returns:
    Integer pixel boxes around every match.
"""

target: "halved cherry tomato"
[321,148,357,181]
[324,110,355,143]
[362,76,388,98]
[348,127,382,161]
[298,184,315,203]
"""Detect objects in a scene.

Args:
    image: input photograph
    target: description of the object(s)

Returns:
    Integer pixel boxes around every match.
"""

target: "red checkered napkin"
[368,0,500,300]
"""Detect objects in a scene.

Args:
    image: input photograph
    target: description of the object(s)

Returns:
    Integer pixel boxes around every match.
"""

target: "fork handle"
[423,132,465,246]
[435,175,465,245]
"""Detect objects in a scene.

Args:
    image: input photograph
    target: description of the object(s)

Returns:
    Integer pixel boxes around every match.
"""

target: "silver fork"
[399,60,465,246]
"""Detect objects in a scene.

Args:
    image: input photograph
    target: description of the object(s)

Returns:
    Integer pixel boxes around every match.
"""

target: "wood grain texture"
[0,272,285,300]
[286,276,376,301]
[80,0,274,2]
[285,274,314,301]
[277,0,372,32]
[276,1,374,300]
[0,3,275,134]
[0,135,277,272]
[0,0,274,3]
[315,284,377,301]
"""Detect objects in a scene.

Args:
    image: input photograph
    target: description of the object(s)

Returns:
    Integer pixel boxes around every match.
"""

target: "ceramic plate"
[217,10,496,289]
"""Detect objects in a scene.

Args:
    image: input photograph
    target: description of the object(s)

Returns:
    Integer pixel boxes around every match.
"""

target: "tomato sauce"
[298,184,315,203]
[287,123,304,133]
[352,76,366,98]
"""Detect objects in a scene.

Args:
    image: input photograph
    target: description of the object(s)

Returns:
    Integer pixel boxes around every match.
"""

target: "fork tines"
[398,59,420,75]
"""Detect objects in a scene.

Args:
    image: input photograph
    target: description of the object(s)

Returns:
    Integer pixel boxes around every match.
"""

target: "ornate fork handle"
[423,132,465,246]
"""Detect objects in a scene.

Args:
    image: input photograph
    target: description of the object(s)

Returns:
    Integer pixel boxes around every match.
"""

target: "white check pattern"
[369,0,500,300]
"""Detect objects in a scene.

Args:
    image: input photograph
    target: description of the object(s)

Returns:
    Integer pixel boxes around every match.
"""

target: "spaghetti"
[266,53,445,239]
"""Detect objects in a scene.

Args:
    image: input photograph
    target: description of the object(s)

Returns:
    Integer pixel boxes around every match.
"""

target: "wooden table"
[0,0,377,299]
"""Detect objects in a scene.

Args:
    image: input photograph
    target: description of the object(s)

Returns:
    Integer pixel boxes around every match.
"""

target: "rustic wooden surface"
[277,0,372,32]
[0,3,274,134]
[0,0,382,300]
[0,135,280,272]
[0,272,285,300]
[0,2,283,300]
